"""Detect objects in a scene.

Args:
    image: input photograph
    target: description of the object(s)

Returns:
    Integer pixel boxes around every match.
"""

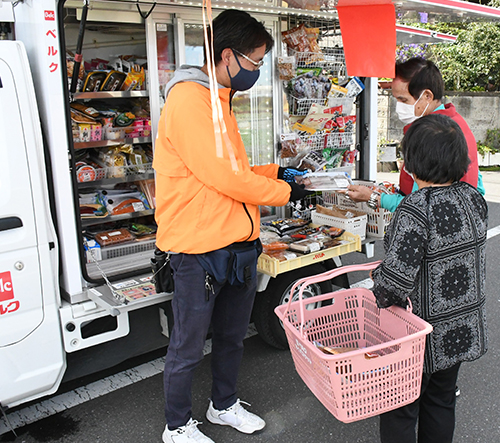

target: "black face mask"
[226,49,260,91]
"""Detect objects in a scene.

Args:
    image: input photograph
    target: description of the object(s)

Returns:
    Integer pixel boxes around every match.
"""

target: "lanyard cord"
[202,0,240,173]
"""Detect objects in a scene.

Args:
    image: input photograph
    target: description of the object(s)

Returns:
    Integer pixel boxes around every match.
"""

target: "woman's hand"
[346,184,373,202]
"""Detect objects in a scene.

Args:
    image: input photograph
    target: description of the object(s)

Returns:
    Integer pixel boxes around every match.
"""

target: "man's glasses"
[232,48,264,69]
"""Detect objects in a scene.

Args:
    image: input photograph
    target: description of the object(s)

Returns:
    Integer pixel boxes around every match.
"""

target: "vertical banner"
[337,1,396,78]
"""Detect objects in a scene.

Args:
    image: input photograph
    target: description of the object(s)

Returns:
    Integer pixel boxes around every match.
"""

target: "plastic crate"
[322,189,393,238]
[257,232,361,278]
[366,209,393,238]
[275,262,433,423]
[311,209,367,240]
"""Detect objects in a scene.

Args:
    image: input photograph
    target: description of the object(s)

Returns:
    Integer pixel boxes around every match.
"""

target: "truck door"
[0,41,65,408]
[0,44,44,344]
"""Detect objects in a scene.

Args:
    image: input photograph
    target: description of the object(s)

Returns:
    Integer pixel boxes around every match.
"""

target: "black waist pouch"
[151,248,175,294]
[197,239,263,287]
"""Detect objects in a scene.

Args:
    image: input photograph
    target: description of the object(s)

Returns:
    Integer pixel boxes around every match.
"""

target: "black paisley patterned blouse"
[372,181,488,373]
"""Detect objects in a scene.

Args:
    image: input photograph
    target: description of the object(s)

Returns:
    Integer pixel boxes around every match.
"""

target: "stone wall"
[378,90,500,143]
[377,90,500,165]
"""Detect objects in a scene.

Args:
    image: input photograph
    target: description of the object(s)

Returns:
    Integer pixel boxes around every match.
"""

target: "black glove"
[278,166,308,183]
[288,182,314,202]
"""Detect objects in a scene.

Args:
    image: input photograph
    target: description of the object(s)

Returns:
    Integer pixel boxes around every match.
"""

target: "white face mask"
[396,91,429,125]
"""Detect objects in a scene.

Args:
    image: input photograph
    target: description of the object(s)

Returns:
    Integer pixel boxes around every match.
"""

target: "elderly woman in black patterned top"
[371,113,488,443]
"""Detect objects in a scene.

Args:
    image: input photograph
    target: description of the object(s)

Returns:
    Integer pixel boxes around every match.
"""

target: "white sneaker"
[162,418,215,443]
[206,399,265,434]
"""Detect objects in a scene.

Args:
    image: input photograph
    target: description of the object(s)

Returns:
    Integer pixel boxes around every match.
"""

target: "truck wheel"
[253,265,332,350]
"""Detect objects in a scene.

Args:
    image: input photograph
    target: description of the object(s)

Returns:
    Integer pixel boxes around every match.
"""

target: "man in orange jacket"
[153,9,310,443]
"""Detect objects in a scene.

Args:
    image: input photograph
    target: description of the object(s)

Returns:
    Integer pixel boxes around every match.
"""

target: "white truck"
[1,0,497,418]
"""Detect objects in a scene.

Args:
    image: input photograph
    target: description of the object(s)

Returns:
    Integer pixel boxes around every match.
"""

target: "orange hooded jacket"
[153,67,291,254]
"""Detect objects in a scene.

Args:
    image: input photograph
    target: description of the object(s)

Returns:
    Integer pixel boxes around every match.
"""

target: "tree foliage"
[397,0,500,91]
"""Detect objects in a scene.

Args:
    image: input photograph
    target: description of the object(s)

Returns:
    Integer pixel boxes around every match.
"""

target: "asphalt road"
[1,201,500,443]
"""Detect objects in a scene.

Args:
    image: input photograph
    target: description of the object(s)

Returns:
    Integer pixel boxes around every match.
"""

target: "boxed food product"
[94,228,135,247]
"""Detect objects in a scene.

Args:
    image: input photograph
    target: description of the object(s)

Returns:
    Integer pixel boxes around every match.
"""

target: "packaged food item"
[345,76,365,98]
[261,218,309,236]
[277,56,296,81]
[104,128,125,140]
[76,165,97,182]
[342,149,358,166]
[129,223,156,237]
[120,67,145,91]
[99,148,127,177]
[336,115,356,133]
[70,103,100,119]
[138,179,156,208]
[297,150,327,172]
[296,172,352,191]
[101,70,127,91]
[288,238,322,253]
[320,226,344,238]
[79,191,107,218]
[265,250,298,262]
[94,228,135,247]
[290,71,331,99]
[83,71,108,92]
[70,108,97,124]
[316,204,365,219]
[85,58,109,71]
[327,83,348,99]
[83,238,102,263]
[66,51,86,92]
[127,147,149,173]
[114,112,135,127]
[322,148,347,168]
[302,103,337,131]
[282,24,313,53]
[262,242,290,254]
[100,189,150,215]
[280,133,302,159]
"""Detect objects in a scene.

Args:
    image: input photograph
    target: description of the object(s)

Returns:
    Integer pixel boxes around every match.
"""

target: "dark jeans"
[164,253,257,430]
[379,363,461,443]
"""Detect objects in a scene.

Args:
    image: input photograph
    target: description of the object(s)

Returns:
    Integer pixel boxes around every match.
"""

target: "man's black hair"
[204,10,274,64]
[395,57,444,101]
[402,114,470,184]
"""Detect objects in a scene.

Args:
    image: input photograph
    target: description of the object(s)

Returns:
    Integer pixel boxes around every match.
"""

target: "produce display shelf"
[257,232,361,278]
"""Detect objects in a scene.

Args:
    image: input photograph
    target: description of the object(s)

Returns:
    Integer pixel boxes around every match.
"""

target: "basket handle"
[280,261,382,336]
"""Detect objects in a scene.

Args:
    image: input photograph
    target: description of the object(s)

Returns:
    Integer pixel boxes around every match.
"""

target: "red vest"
[399,103,479,195]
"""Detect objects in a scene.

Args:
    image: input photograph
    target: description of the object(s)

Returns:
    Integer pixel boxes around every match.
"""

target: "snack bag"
[282,24,313,53]
[277,56,296,81]
[280,133,300,159]
[120,67,145,91]
[66,51,86,92]
[327,83,348,99]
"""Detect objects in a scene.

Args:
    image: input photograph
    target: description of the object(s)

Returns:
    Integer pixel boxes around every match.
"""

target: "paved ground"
[1,173,499,443]
[377,170,500,203]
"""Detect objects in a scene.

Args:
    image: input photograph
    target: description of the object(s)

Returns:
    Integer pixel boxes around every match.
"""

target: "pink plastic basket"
[274,262,433,423]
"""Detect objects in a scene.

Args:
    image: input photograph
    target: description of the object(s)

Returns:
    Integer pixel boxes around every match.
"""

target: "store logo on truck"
[44,10,55,21]
[0,271,20,316]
